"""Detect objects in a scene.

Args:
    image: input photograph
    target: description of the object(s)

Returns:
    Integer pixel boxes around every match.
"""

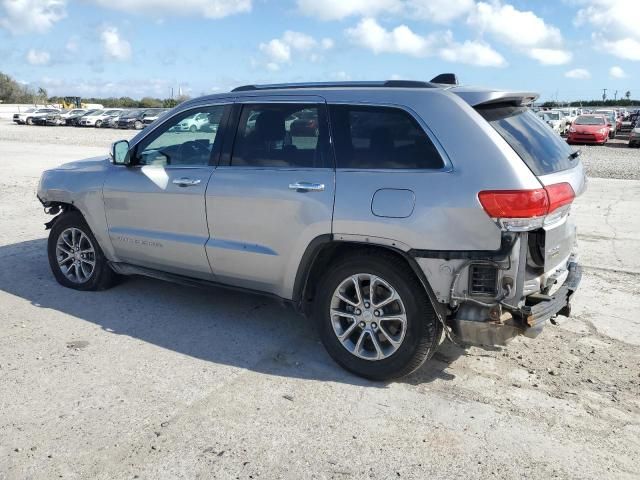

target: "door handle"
[172,177,202,187]
[289,182,325,192]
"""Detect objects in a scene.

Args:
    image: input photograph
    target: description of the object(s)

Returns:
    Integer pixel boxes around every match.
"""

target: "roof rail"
[231,80,437,92]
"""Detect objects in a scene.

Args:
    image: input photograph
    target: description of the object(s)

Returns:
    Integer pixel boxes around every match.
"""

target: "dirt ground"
[0,123,639,479]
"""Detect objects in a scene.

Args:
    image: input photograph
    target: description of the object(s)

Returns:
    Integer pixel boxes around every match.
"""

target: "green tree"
[625,91,631,100]
[139,96,163,108]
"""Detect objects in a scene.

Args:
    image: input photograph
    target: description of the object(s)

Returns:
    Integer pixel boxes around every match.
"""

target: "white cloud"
[101,26,132,61]
[26,48,51,65]
[576,1,640,61]
[297,0,473,23]
[609,66,627,78]
[468,2,570,65]
[258,30,333,68]
[346,18,505,67]
[576,0,639,40]
[599,37,640,61]
[346,17,436,56]
[565,68,591,80]
[439,37,507,67]
[528,48,572,66]
[0,0,66,34]
[408,0,474,23]
[296,0,400,21]
[88,0,251,19]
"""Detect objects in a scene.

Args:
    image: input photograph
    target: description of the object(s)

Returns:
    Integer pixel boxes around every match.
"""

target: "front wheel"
[313,253,440,380]
[95,120,102,127]
[134,120,143,130]
[47,211,118,291]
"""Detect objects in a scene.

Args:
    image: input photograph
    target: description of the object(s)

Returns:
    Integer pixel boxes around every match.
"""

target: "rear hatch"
[475,103,586,280]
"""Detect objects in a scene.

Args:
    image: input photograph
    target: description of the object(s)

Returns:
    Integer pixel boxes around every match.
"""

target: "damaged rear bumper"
[452,261,582,345]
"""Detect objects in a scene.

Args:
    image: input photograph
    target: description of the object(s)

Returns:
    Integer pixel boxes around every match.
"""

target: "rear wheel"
[134,120,143,130]
[95,120,102,127]
[313,253,440,380]
[47,211,117,291]
[26,117,33,125]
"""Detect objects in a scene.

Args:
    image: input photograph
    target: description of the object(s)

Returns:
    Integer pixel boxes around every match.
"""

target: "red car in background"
[567,115,610,145]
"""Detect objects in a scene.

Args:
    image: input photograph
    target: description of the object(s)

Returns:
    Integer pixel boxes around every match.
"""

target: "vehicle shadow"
[0,238,464,385]
[604,140,631,149]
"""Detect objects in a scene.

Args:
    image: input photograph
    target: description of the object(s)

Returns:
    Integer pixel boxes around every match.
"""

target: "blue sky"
[1,0,639,101]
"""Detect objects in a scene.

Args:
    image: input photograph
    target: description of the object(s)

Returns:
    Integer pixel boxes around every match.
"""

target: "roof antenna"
[430,73,459,85]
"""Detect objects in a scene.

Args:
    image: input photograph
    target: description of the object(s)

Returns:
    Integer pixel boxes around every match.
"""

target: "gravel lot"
[1,121,639,479]
[577,134,640,180]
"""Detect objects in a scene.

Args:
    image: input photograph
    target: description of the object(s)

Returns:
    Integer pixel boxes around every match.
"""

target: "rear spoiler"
[452,89,539,107]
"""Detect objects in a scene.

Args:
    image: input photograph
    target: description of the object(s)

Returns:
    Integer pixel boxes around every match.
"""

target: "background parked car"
[117,109,150,129]
[99,111,128,128]
[620,111,639,132]
[33,111,67,126]
[628,126,640,148]
[13,108,60,125]
[66,109,98,126]
[170,112,212,132]
[78,109,123,127]
[567,114,610,145]
[594,110,620,138]
[537,110,567,135]
[142,108,169,126]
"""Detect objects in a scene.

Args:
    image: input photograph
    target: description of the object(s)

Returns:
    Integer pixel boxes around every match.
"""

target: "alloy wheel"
[55,227,96,283]
[330,273,407,361]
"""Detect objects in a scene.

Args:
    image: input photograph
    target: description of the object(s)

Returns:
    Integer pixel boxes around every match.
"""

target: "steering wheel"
[178,141,210,164]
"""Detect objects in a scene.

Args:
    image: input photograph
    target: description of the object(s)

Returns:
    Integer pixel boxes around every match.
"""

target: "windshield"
[545,112,561,120]
[575,116,605,125]
[477,105,576,176]
[124,110,143,118]
[90,110,105,116]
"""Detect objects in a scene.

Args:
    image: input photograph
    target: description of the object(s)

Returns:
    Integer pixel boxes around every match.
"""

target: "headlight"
[569,127,576,133]
[598,128,607,134]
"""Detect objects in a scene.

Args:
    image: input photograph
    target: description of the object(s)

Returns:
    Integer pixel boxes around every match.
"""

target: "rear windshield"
[477,105,575,176]
[575,116,604,125]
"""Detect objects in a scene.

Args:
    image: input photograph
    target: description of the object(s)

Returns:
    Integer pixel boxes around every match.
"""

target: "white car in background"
[170,112,212,132]
[537,110,568,135]
[60,108,88,120]
[13,108,60,125]
[78,109,123,127]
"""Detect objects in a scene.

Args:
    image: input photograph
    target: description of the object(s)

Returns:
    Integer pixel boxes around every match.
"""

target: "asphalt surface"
[0,122,639,479]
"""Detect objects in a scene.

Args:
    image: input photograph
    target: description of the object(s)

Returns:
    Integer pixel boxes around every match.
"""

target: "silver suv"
[37,76,584,380]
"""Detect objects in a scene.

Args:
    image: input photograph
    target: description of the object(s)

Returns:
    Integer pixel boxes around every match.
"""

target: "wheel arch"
[293,237,447,323]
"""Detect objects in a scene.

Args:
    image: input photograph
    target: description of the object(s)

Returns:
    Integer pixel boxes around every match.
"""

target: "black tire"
[95,120,102,127]
[189,125,197,133]
[313,252,440,381]
[26,117,33,125]
[47,211,118,291]
[134,120,143,130]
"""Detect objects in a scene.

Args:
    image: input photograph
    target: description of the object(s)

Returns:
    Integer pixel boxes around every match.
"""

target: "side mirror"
[111,140,131,166]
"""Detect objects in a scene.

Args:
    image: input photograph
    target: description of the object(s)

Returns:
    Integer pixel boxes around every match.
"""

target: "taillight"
[478,182,575,231]
[545,182,575,212]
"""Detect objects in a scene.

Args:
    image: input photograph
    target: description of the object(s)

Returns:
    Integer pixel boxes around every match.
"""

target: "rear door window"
[230,103,331,168]
[329,105,444,169]
[477,105,576,176]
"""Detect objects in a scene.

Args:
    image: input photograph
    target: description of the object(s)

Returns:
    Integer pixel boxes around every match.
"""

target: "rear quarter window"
[477,105,576,176]
[329,105,444,170]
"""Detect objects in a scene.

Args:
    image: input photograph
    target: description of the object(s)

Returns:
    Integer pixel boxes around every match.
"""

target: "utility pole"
[602,88,607,102]
[614,90,618,101]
